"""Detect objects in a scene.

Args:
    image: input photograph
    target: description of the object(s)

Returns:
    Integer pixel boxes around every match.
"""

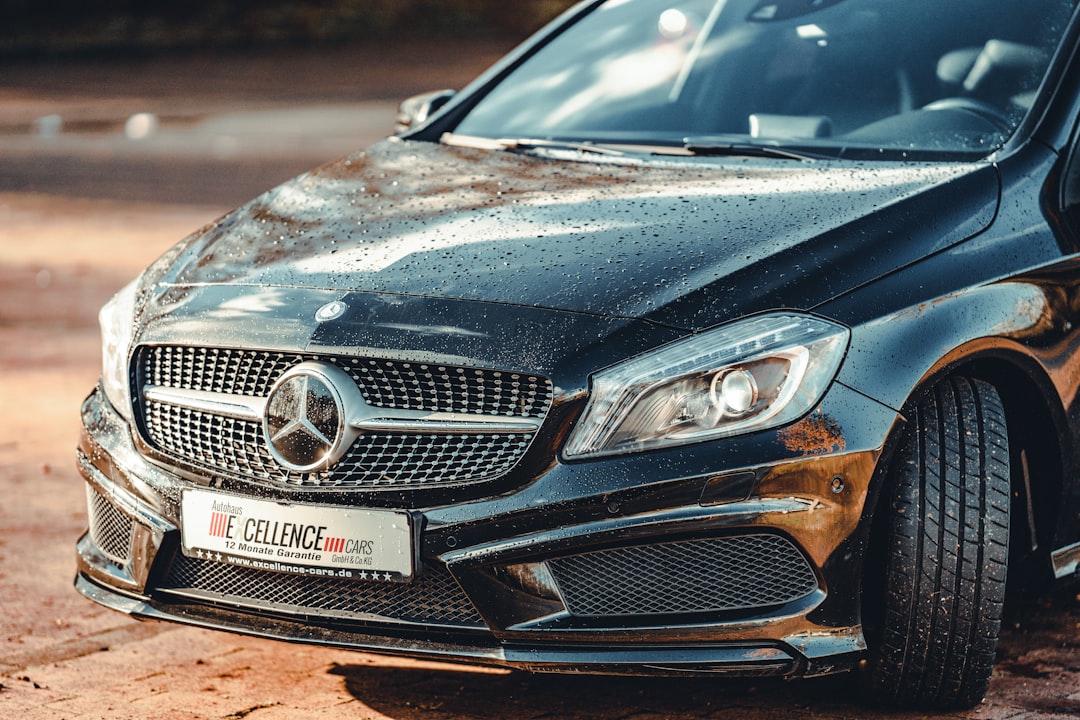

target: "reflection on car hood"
[163,138,994,330]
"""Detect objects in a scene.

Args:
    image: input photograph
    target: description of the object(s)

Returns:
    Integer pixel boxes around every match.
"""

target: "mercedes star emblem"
[315,300,348,322]
[263,362,361,472]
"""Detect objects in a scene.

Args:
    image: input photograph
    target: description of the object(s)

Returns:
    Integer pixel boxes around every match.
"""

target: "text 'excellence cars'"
[76,0,1080,710]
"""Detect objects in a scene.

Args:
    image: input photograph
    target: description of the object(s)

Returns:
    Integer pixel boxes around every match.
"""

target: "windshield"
[453,0,1076,157]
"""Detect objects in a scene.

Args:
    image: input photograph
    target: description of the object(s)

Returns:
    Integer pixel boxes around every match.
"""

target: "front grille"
[136,345,553,490]
[87,487,133,567]
[333,432,535,488]
[142,346,552,416]
[144,400,536,489]
[547,534,818,617]
[158,554,486,628]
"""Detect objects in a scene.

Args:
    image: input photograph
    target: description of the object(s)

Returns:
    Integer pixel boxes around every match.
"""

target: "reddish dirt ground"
[0,44,1077,719]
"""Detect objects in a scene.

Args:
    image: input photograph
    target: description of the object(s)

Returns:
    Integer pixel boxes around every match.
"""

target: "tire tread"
[867,377,1010,709]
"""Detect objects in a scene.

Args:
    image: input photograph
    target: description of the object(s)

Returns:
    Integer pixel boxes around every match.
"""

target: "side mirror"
[395,89,457,133]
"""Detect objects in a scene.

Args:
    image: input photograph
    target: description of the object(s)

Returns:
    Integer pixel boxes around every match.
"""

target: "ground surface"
[0,43,1078,719]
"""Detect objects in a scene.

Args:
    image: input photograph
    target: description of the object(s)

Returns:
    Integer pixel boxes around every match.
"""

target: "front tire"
[866,376,1010,709]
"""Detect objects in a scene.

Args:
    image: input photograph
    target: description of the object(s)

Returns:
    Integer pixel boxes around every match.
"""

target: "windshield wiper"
[683,137,823,161]
[441,133,625,156]
[443,132,823,160]
[500,138,627,156]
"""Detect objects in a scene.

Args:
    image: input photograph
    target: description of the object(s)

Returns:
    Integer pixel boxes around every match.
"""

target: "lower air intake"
[87,487,134,567]
[547,534,818,617]
[158,554,486,629]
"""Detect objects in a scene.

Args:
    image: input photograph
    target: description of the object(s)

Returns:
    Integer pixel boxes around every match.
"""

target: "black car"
[77,0,1080,710]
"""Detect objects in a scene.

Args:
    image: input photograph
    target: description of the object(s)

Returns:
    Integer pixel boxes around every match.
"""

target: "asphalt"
[0,41,512,205]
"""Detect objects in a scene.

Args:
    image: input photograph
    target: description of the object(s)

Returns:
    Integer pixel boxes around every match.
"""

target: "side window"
[1061,125,1080,245]
[1066,142,1080,214]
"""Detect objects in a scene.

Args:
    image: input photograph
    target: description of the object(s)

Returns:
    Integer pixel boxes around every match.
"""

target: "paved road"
[0,43,1078,720]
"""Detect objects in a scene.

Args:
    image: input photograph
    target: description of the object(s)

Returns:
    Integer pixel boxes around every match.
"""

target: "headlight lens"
[563,312,849,459]
[99,278,139,421]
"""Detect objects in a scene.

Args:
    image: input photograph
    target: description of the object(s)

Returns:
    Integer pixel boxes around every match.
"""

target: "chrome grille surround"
[135,345,553,490]
[547,534,819,617]
[160,554,486,628]
[87,486,134,567]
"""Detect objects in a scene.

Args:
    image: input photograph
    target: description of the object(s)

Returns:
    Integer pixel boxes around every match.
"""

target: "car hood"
[158,138,998,331]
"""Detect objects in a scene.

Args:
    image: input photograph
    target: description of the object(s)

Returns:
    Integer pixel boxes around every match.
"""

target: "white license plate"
[180,489,414,581]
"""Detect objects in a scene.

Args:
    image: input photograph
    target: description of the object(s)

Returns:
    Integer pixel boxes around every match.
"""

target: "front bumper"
[76,382,898,678]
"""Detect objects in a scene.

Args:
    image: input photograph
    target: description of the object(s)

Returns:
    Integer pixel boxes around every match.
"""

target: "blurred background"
[0,0,577,205]
[1,0,577,56]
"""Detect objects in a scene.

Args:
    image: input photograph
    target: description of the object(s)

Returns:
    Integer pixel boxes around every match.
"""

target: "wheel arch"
[826,272,1076,589]
[863,342,1067,595]
[931,351,1064,590]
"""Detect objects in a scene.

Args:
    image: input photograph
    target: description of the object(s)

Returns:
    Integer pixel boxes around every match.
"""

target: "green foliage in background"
[0,0,580,56]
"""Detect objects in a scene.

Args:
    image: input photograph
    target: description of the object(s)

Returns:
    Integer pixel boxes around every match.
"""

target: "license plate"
[180,489,414,581]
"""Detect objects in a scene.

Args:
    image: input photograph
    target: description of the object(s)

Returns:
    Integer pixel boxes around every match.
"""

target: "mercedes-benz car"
[76,0,1080,709]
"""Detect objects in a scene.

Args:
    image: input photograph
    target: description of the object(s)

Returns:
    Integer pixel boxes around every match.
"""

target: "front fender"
[819,258,1080,556]
[816,141,1073,417]
[831,280,1065,414]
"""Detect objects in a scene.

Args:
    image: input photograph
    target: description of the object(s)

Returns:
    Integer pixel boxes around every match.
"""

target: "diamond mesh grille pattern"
[87,487,133,566]
[145,401,300,483]
[144,401,534,489]
[335,432,534,488]
[145,346,297,398]
[547,535,818,617]
[137,345,553,490]
[344,357,550,417]
[142,346,552,417]
[160,554,485,628]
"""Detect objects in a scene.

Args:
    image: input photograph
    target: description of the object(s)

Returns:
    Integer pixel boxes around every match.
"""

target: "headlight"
[99,278,139,422]
[563,312,849,459]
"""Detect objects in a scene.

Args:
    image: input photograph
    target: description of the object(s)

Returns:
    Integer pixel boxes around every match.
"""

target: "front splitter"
[74,571,798,678]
